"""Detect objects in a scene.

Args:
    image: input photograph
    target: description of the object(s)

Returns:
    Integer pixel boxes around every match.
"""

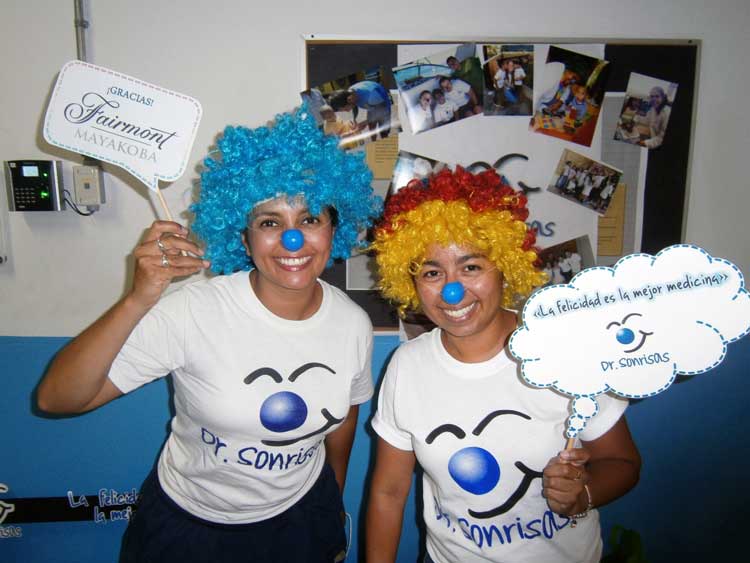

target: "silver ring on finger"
[156,237,167,253]
[161,254,170,268]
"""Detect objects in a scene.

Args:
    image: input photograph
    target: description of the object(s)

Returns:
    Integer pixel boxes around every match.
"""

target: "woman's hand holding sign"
[131,221,209,310]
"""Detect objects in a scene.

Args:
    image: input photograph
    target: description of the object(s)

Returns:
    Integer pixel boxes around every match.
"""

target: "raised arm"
[36,221,208,414]
[366,438,416,563]
[542,415,641,517]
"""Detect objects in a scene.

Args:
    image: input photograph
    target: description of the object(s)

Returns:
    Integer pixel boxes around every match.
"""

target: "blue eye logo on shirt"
[606,312,653,353]
[244,362,343,447]
[425,409,543,518]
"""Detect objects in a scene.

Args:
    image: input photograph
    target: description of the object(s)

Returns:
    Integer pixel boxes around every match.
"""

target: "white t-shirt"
[493,69,508,90]
[551,266,565,284]
[559,257,572,274]
[412,104,435,133]
[568,253,583,274]
[444,79,472,107]
[109,271,373,523]
[372,329,627,563]
[582,177,594,198]
[513,67,526,85]
[434,100,459,124]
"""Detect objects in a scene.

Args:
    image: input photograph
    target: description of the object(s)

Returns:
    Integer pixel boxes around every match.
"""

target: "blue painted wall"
[1,335,748,561]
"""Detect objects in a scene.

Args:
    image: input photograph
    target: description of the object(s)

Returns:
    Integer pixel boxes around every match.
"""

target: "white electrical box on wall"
[72,165,105,207]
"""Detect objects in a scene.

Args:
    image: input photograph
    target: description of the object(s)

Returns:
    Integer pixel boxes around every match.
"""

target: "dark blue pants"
[120,464,346,563]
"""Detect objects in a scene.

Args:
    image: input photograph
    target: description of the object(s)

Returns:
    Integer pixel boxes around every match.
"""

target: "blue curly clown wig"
[191,106,381,274]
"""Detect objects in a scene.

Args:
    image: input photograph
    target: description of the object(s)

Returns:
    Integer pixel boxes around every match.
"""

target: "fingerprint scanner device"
[4,160,64,211]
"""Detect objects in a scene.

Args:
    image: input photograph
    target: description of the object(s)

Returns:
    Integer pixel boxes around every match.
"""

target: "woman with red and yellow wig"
[366,167,640,563]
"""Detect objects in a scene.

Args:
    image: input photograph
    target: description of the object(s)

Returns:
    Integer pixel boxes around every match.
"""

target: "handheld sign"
[43,60,202,219]
[509,245,750,442]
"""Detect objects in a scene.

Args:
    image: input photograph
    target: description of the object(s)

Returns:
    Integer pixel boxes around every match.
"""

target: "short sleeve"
[349,315,374,405]
[579,393,628,442]
[370,352,413,451]
[107,290,186,394]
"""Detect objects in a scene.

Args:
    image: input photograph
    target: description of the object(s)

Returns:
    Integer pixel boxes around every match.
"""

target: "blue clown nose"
[281,229,304,252]
[441,281,465,304]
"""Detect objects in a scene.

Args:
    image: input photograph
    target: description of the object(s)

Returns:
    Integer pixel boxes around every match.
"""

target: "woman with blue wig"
[38,106,382,562]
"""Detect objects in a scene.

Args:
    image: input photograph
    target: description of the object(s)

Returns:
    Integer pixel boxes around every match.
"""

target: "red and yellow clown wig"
[371,166,547,316]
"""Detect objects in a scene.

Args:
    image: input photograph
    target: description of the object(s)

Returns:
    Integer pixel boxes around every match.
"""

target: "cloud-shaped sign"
[509,245,750,437]
[44,60,202,191]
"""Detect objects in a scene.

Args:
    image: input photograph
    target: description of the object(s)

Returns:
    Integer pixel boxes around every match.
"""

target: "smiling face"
[606,312,654,353]
[244,362,343,447]
[425,409,543,518]
[243,196,334,295]
[415,243,506,344]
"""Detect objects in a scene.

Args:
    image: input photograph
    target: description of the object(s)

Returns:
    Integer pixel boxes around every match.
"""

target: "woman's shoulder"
[319,279,372,328]
[152,271,249,316]
[392,328,439,363]
[178,270,245,298]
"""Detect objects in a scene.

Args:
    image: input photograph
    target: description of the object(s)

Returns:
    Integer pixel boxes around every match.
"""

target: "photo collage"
[300,43,679,305]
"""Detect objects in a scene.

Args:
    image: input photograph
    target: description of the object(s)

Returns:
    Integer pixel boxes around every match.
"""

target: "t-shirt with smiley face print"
[371,328,627,563]
[108,271,373,524]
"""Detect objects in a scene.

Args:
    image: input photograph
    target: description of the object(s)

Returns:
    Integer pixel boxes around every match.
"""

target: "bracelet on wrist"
[569,484,593,528]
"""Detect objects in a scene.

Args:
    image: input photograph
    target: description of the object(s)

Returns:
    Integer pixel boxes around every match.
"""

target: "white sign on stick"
[510,245,750,438]
[44,60,202,192]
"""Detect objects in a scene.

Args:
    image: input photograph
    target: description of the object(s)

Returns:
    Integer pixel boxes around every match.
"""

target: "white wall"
[1,0,748,336]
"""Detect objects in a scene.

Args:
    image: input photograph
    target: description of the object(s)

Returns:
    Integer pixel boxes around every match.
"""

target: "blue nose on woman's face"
[281,229,304,252]
[441,281,465,305]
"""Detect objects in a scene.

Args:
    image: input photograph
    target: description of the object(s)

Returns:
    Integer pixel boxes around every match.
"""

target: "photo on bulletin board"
[345,179,391,292]
[547,148,623,216]
[614,72,678,149]
[537,235,595,286]
[301,66,400,150]
[393,43,483,134]
[530,45,611,147]
[389,150,449,194]
[481,44,534,116]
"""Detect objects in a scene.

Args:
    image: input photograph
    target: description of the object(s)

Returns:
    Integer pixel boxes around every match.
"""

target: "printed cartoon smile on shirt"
[244,362,343,446]
[606,312,653,353]
[425,409,543,519]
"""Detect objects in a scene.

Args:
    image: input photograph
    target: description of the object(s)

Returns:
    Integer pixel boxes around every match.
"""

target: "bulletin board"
[305,38,699,329]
